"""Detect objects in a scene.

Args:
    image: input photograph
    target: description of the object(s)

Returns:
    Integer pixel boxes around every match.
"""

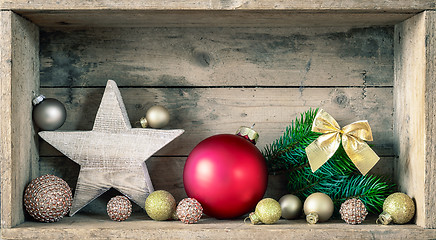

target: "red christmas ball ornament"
[183,126,268,219]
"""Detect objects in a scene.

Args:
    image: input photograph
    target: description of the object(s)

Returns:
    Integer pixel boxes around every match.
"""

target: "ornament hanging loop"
[377,211,393,225]
[306,212,319,224]
[248,212,262,225]
[236,126,259,145]
[32,94,46,106]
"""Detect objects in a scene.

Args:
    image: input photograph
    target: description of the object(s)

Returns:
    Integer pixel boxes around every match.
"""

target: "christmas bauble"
[144,190,176,221]
[377,192,415,225]
[107,196,132,221]
[176,198,203,224]
[32,95,67,130]
[183,127,268,219]
[339,198,368,224]
[279,194,302,220]
[24,174,72,222]
[303,192,334,224]
[145,105,170,128]
[248,198,282,224]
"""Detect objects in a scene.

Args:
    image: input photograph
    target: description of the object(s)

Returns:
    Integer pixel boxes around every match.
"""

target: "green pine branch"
[333,175,394,213]
[263,108,321,173]
[263,108,395,214]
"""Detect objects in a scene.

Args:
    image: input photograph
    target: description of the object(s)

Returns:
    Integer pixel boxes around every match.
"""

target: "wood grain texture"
[38,87,394,157]
[394,11,426,228]
[39,26,394,87]
[0,10,13,229]
[2,214,436,240]
[1,0,436,11]
[17,11,415,28]
[423,10,436,229]
[0,11,39,228]
[394,10,436,229]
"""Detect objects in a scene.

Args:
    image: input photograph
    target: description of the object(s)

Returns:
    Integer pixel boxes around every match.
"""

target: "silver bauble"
[303,192,334,224]
[32,96,67,130]
[279,194,302,220]
[145,105,170,129]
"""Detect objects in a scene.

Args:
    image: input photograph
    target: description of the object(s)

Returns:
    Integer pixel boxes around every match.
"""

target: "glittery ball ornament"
[107,196,132,221]
[339,198,368,224]
[176,198,203,224]
[145,190,176,221]
[377,192,415,225]
[24,174,72,222]
[248,198,282,225]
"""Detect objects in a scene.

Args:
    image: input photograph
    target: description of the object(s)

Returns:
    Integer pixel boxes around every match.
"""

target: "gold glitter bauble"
[146,106,170,129]
[303,192,334,224]
[377,192,415,225]
[249,198,281,224]
[279,194,302,220]
[144,190,176,221]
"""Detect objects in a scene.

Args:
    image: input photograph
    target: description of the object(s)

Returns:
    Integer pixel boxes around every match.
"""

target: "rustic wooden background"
[37,26,395,214]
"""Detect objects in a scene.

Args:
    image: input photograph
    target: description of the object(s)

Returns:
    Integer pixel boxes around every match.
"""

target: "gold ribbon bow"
[305,109,379,175]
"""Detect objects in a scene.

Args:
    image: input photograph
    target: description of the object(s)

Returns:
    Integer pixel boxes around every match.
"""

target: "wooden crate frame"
[1,1,435,239]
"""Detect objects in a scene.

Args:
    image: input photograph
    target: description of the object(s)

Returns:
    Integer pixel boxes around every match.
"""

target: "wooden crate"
[1,1,436,239]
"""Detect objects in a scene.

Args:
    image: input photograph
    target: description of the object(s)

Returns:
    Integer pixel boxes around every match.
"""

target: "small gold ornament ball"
[249,198,282,224]
[279,194,302,220]
[144,190,176,221]
[145,106,170,129]
[303,192,334,224]
[378,192,415,225]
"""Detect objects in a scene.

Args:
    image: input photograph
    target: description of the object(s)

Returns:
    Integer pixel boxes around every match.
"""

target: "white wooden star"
[39,80,184,216]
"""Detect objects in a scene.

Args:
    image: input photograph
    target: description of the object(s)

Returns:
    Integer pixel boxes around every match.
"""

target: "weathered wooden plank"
[40,26,394,87]
[38,87,394,157]
[0,11,39,228]
[0,10,13,229]
[3,214,436,240]
[39,155,394,215]
[18,11,414,28]
[2,0,436,11]
[394,12,426,228]
[423,10,436,229]
[394,10,436,229]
